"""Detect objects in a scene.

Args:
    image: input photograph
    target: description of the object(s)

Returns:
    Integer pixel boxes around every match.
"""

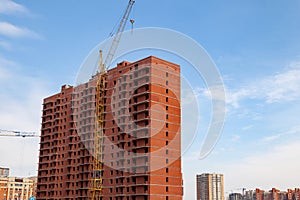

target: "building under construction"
[37,56,183,200]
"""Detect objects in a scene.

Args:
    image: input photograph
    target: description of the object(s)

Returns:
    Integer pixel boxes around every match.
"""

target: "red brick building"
[255,188,265,200]
[37,56,183,200]
[251,188,300,200]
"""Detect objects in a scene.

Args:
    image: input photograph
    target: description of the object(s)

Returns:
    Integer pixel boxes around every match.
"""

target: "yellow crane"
[89,1,135,199]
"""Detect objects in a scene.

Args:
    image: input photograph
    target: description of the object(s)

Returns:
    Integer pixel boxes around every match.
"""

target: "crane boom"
[104,0,135,69]
[0,129,39,137]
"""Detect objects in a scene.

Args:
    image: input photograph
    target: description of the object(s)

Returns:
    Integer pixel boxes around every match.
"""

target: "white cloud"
[263,68,300,103]
[0,56,49,177]
[0,0,28,14]
[262,125,300,143]
[0,55,15,80]
[0,0,36,38]
[231,134,241,142]
[224,62,300,108]
[183,151,201,161]
[0,21,40,38]
[0,137,40,177]
[0,3,43,177]
[181,80,201,155]
[181,87,199,105]
[224,140,300,192]
[242,125,253,131]
[199,61,300,109]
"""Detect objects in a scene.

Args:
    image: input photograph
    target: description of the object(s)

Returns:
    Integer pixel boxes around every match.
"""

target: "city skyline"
[0,0,300,199]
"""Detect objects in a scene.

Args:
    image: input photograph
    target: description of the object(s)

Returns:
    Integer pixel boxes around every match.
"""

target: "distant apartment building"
[255,188,265,200]
[196,173,224,200]
[37,56,183,199]
[264,188,281,200]
[242,188,300,200]
[28,176,38,198]
[244,190,255,200]
[0,177,35,200]
[279,188,300,200]
[0,167,9,178]
[293,188,300,200]
[229,193,242,200]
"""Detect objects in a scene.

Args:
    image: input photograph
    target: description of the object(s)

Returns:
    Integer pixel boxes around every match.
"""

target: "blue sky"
[0,0,300,199]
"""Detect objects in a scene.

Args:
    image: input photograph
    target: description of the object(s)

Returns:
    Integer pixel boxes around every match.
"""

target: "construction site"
[38,0,182,199]
[2,0,300,199]
[0,0,184,199]
[37,55,183,200]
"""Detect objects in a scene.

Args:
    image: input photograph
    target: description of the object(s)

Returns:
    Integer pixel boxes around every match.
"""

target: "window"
[166,168,169,173]
[166,186,169,192]
[166,72,168,77]
[166,97,168,102]
[166,106,168,111]
[166,131,169,137]
[166,89,169,94]
[166,123,169,128]
[166,141,169,146]
[166,159,169,164]
[166,177,169,182]
[166,149,169,154]
[166,81,168,85]
[166,114,168,120]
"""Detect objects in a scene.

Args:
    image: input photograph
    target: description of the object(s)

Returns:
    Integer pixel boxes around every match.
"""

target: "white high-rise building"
[196,173,224,200]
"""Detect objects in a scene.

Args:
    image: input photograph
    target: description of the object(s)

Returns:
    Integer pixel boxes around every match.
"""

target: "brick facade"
[37,56,183,200]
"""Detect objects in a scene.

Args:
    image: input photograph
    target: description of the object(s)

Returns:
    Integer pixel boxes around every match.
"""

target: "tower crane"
[104,0,135,69]
[89,1,135,199]
[0,129,39,138]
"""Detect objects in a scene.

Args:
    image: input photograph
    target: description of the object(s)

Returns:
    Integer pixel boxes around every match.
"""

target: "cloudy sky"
[0,0,300,199]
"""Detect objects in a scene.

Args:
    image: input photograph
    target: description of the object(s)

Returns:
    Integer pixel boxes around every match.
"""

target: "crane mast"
[89,1,135,199]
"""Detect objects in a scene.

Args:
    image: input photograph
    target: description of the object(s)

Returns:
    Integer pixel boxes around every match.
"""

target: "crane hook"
[130,19,135,34]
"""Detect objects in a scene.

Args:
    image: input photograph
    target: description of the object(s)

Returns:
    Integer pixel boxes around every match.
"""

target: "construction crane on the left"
[0,129,39,138]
